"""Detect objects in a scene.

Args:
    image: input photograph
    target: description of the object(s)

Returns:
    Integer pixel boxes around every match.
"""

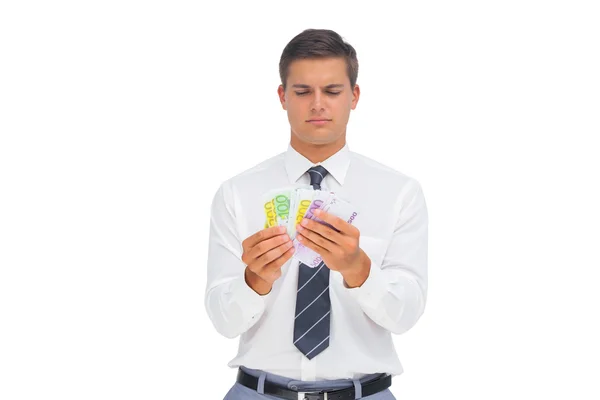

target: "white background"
[1,1,599,399]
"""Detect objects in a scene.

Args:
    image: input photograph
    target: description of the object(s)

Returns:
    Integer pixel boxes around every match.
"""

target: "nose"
[310,92,325,113]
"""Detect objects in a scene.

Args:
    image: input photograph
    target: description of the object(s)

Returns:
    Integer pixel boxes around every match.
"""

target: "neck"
[290,133,346,164]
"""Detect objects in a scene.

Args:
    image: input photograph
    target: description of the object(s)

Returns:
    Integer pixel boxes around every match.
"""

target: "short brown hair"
[279,29,359,91]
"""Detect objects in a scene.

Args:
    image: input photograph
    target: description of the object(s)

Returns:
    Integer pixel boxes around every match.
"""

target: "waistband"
[240,366,385,392]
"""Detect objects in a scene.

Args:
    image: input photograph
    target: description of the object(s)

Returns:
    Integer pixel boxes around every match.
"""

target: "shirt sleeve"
[344,179,428,334]
[204,181,272,339]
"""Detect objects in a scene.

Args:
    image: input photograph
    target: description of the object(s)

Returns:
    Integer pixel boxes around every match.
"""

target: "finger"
[249,240,294,273]
[313,209,358,236]
[262,247,296,279]
[297,230,332,255]
[296,226,336,253]
[243,226,287,250]
[298,217,344,244]
[247,233,291,261]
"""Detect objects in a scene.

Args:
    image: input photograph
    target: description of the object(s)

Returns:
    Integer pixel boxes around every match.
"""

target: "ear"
[351,84,360,110]
[277,85,287,110]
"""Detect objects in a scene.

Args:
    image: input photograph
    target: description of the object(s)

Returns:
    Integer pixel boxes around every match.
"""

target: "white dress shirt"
[205,143,428,381]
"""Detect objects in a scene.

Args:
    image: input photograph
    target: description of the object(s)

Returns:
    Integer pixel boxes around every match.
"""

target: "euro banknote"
[262,186,359,268]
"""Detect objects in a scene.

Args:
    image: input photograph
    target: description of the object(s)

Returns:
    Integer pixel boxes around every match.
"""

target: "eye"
[294,91,341,96]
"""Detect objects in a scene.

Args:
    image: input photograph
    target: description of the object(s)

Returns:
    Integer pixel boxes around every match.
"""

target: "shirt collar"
[284,142,351,186]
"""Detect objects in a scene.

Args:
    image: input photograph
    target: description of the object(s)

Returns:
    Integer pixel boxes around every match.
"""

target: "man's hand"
[241,226,295,295]
[295,209,371,288]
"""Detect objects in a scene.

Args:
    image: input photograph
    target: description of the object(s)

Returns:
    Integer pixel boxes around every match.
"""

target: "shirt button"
[290,384,298,390]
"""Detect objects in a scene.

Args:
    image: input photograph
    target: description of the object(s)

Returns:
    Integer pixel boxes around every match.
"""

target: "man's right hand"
[241,226,295,295]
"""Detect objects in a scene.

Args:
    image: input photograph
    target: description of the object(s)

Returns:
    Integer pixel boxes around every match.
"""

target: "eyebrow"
[291,84,345,89]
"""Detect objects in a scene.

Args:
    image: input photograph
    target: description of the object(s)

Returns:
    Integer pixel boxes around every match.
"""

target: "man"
[205,28,428,400]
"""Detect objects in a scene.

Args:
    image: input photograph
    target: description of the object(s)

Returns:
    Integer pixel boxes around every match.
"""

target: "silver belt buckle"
[297,392,327,400]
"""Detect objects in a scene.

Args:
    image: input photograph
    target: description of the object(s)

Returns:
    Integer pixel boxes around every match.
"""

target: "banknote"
[262,185,312,237]
[261,187,292,229]
[292,194,360,267]
[262,185,359,268]
[288,188,317,240]
[291,188,334,241]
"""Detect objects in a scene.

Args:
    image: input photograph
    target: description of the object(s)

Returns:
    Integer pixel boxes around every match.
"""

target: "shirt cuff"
[343,260,388,310]
[229,271,271,322]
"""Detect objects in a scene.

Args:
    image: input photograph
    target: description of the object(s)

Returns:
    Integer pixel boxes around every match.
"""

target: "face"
[277,57,360,146]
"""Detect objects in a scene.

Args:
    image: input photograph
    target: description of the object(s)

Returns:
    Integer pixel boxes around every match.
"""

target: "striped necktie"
[293,165,331,359]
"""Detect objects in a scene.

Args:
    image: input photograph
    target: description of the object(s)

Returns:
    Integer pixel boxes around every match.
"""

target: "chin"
[299,134,337,145]
[292,125,342,144]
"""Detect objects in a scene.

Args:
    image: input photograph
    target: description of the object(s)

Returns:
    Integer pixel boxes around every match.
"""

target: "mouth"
[307,119,331,126]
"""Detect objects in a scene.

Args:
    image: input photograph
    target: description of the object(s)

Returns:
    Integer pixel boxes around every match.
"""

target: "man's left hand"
[296,209,371,288]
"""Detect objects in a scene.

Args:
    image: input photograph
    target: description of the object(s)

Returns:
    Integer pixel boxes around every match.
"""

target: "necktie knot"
[307,165,328,190]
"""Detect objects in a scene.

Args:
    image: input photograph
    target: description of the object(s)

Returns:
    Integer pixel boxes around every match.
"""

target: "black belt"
[236,368,392,400]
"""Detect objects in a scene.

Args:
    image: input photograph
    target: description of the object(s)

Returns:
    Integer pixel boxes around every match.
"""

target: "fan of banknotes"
[262,185,359,268]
